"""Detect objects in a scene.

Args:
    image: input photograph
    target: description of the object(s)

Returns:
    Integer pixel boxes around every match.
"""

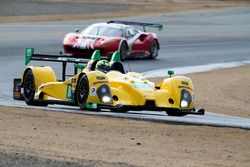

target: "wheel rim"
[77,76,89,107]
[23,72,35,99]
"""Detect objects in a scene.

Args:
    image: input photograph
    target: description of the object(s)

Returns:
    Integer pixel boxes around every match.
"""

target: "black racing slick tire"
[150,40,158,59]
[23,70,48,106]
[23,70,36,105]
[166,110,187,117]
[76,74,89,110]
[120,42,128,61]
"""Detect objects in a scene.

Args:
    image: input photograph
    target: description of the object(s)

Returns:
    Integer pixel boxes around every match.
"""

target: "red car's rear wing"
[107,20,163,32]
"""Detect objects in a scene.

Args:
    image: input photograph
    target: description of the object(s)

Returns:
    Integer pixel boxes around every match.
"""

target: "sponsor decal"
[89,86,96,96]
[86,102,98,109]
[92,103,97,109]
[66,84,73,100]
[93,81,108,85]
[181,81,189,86]
[96,76,105,80]
[74,38,95,50]
[178,85,192,91]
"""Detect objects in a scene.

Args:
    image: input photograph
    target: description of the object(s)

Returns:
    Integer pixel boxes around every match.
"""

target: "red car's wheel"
[120,42,128,61]
[150,40,158,59]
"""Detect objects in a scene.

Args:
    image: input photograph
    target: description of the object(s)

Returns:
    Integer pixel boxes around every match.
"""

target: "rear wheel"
[166,110,187,117]
[23,70,48,106]
[76,74,89,110]
[150,40,158,59]
[23,70,36,105]
[120,42,128,61]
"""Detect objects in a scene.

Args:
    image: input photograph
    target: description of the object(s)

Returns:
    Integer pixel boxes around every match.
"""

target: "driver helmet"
[95,60,111,73]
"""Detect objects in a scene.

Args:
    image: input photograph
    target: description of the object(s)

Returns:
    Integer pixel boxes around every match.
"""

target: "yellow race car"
[13,48,204,116]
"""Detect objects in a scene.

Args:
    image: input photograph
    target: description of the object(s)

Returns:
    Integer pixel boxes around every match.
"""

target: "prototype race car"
[13,48,205,116]
[63,20,163,60]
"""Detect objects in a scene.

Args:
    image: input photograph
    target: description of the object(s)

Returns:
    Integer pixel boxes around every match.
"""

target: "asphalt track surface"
[0,7,250,129]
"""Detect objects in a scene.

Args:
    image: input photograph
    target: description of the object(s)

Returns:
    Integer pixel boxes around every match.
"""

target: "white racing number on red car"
[73,38,95,49]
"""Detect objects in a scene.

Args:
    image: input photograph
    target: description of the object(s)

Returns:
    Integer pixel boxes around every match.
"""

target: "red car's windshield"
[82,25,124,37]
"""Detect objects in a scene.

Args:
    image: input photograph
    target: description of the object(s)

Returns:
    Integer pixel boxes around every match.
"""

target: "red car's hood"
[64,33,122,49]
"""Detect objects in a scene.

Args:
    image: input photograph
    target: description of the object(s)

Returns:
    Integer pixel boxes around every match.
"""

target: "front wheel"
[150,40,158,59]
[76,74,89,110]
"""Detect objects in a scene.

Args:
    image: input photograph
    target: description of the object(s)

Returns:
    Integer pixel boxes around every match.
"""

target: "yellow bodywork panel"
[31,67,111,105]
[107,71,195,110]
[39,82,68,100]
[36,73,79,101]
[22,66,57,89]
[158,76,194,109]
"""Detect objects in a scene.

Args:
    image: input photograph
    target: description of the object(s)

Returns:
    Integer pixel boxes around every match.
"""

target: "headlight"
[181,100,188,108]
[97,84,113,104]
[180,89,192,108]
[102,96,112,103]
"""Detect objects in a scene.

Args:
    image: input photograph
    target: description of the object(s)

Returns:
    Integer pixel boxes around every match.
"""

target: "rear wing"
[25,48,100,65]
[25,48,102,81]
[107,20,163,32]
[24,48,121,80]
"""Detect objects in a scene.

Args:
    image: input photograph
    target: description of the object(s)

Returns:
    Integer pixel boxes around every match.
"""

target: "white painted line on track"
[142,60,250,78]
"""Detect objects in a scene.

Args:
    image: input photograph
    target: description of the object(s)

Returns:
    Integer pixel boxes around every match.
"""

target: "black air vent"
[145,100,156,107]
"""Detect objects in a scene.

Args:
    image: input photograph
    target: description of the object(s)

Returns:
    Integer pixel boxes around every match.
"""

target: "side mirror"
[74,29,80,33]
[167,70,174,77]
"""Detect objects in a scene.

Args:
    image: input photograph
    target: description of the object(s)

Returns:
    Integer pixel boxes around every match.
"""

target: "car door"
[125,28,145,56]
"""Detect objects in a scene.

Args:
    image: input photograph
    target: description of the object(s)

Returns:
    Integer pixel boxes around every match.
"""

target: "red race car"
[63,20,163,60]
